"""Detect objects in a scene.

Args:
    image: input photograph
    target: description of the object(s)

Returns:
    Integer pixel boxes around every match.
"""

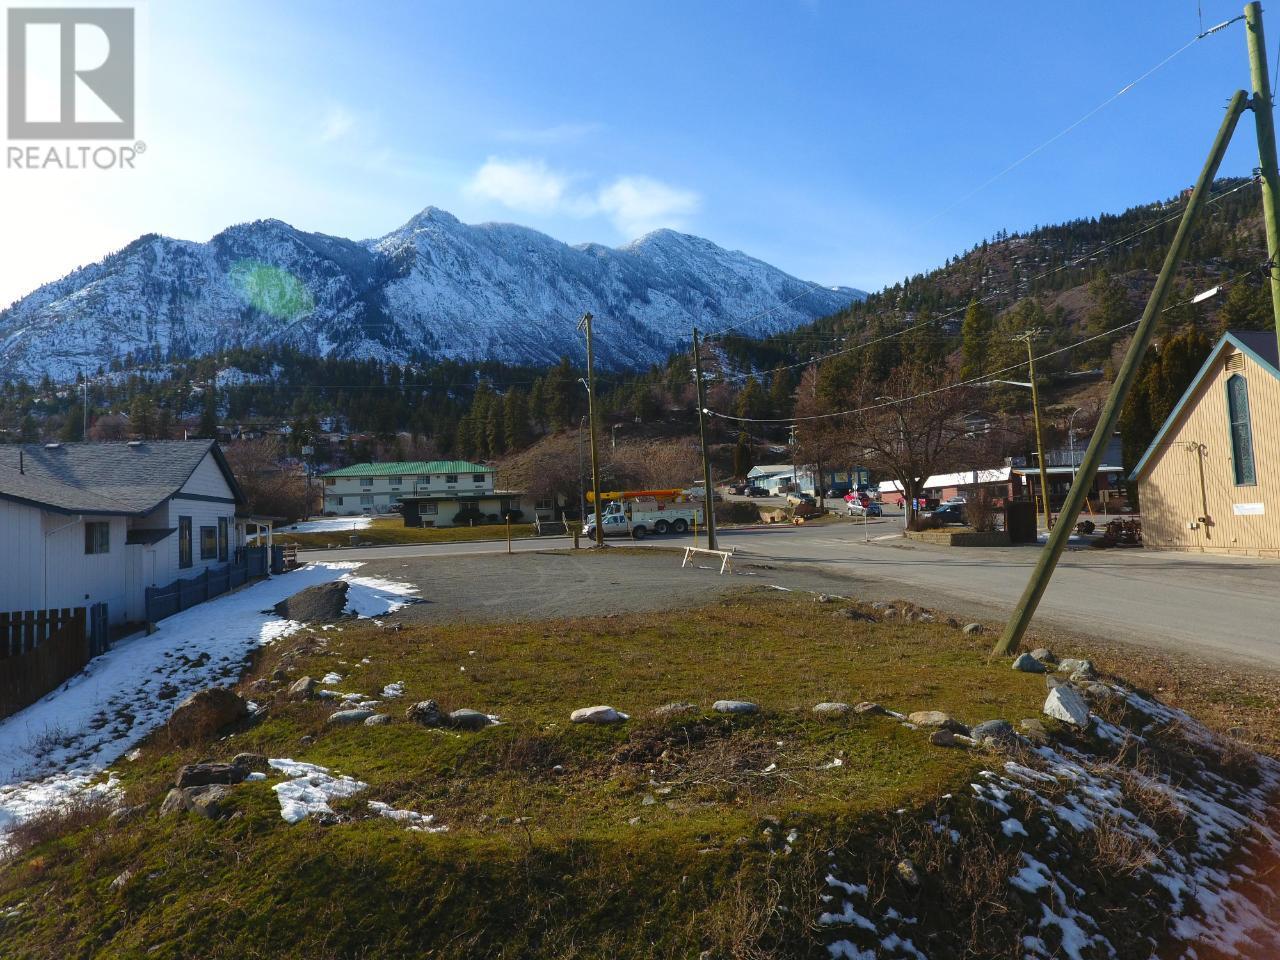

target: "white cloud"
[465,158,700,237]
[320,104,357,143]
[466,157,574,215]
[596,175,700,237]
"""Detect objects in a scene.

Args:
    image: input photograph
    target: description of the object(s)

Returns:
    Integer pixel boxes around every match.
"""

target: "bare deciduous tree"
[223,437,314,522]
[848,361,977,527]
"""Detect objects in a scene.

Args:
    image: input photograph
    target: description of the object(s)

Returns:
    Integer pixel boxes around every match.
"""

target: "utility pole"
[692,326,718,550]
[1245,1,1280,357]
[1013,330,1053,534]
[579,313,604,547]
[993,89,1249,657]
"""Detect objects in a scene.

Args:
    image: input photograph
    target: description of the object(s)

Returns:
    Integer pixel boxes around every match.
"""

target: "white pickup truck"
[582,497,704,539]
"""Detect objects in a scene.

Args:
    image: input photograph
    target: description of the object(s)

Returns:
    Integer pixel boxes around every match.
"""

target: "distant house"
[320,460,552,526]
[1010,435,1129,515]
[747,464,869,495]
[0,440,248,625]
[1131,331,1279,558]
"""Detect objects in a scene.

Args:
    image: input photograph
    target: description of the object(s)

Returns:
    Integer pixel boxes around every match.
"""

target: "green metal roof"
[322,460,494,478]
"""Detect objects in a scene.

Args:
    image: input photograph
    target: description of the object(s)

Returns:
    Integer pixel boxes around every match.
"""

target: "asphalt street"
[303,518,1280,666]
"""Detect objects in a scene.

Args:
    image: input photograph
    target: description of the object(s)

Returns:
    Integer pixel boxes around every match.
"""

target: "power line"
[707,177,1258,385]
[921,16,1244,230]
[703,282,1230,426]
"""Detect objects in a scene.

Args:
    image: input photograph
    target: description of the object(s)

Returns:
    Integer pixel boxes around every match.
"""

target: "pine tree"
[156,406,172,440]
[60,410,83,442]
[735,376,765,421]
[485,398,505,456]
[20,415,38,442]
[198,388,218,438]
[503,389,530,450]
[959,300,990,379]
[129,395,155,439]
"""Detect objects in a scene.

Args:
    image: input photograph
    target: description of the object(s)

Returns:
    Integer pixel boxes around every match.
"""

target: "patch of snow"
[368,800,448,833]
[269,759,368,824]
[320,672,344,684]
[0,562,417,847]
[381,682,405,699]
[287,517,372,534]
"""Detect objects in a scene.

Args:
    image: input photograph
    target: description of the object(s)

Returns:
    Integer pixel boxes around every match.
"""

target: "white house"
[322,460,498,515]
[0,440,248,626]
[747,464,818,495]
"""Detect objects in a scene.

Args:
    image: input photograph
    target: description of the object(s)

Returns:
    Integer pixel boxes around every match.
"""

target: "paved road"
[303,519,1280,666]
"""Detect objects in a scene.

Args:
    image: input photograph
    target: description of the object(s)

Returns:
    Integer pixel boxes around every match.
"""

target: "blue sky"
[0,0,1268,308]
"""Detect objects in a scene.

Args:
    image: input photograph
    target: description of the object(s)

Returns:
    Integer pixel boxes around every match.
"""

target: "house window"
[420,501,438,515]
[1227,374,1257,486]
[324,478,335,486]
[445,474,458,484]
[179,517,192,568]
[360,477,373,487]
[337,496,344,506]
[218,517,229,561]
[200,526,218,560]
[388,476,403,487]
[473,473,486,483]
[360,494,374,506]
[84,521,110,555]
[535,498,553,511]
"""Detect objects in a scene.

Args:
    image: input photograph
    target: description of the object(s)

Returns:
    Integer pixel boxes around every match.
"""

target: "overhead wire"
[702,281,1233,426]
[704,176,1259,386]
[920,16,1244,231]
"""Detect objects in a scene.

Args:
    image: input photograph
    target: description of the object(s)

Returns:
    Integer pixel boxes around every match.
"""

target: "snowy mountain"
[0,208,864,381]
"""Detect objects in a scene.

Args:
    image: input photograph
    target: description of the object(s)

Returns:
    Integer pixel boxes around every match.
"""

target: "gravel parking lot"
[357,547,865,624]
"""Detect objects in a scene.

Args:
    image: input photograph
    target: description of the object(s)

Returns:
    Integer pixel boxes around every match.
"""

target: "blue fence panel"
[145,546,272,625]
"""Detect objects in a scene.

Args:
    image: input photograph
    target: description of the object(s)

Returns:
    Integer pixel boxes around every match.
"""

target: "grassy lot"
[274,516,539,549]
[0,591,1059,959]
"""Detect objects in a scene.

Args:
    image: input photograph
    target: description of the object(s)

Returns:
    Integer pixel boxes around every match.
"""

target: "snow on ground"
[285,517,372,533]
[0,562,417,851]
[268,759,369,824]
[821,685,1280,959]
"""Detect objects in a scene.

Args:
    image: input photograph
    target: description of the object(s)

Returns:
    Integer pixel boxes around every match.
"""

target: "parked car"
[745,486,770,497]
[847,500,883,517]
[786,492,816,507]
[826,486,851,498]
[928,503,967,526]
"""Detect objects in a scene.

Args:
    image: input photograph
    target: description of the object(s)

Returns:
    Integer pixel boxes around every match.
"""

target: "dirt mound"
[273,581,348,623]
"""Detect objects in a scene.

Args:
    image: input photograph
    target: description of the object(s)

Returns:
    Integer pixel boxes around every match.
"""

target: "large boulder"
[713,700,760,715]
[273,581,349,623]
[287,676,317,700]
[1011,653,1046,674]
[448,708,495,731]
[1044,686,1091,727]
[570,706,628,724]
[185,785,235,820]
[167,687,249,745]
[405,700,445,727]
[175,762,248,789]
[327,709,375,726]
[907,710,968,735]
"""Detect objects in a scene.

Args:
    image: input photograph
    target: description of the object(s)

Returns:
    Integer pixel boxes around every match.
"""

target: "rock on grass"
[570,706,629,724]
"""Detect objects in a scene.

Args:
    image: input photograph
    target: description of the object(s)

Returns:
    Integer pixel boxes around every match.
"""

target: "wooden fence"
[144,546,269,624]
[0,607,90,721]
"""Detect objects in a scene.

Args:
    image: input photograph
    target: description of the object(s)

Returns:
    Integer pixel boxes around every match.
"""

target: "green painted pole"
[992,90,1249,657]
[692,327,719,550]
[1245,2,1280,358]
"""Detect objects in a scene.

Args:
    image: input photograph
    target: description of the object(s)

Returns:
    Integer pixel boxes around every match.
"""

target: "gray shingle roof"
[0,440,244,515]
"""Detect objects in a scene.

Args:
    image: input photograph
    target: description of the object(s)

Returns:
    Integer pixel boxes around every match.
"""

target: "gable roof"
[1130,330,1280,480]
[0,440,245,515]
[322,460,493,478]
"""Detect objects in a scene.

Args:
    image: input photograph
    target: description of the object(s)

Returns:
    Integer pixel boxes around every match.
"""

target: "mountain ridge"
[0,209,864,382]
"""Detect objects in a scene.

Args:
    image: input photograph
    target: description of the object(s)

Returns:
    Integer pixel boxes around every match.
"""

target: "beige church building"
[1131,331,1278,558]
